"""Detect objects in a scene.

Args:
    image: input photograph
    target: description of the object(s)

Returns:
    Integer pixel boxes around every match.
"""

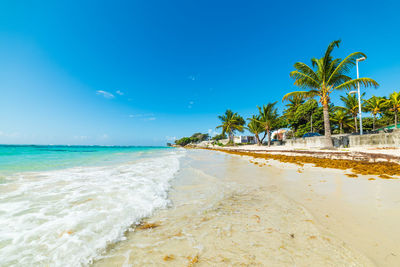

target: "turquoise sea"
[0,145,185,266]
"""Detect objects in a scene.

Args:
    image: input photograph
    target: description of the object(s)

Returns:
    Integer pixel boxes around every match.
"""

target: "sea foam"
[0,149,184,266]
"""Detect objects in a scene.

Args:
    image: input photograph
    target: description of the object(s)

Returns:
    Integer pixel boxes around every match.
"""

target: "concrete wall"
[285,134,350,148]
[349,130,400,147]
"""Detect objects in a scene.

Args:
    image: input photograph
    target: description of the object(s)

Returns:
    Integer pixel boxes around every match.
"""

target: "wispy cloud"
[188,74,199,81]
[188,100,194,109]
[116,90,124,96]
[165,136,176,141]
[96,90,115,99]
[73,135,88,140]
[128,113,156,121]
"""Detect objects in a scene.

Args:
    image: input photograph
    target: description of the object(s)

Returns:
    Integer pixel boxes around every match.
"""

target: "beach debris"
[368,178,376,181]
[187,255,199,266]
[309,235,317,239]
[136,222,160,230]
[212,149,400,178]
[252,215,261,223]
[163,254,175,261]
[59,230,73,237]
[290,233,295,239]
[345,173,358,178]
[378,174,395,179]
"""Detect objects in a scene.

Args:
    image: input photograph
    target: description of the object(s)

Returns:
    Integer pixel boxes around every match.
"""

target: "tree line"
[174,40,399,148]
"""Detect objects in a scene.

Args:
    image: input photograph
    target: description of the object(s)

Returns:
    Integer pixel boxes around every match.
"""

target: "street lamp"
[356,57,366,135]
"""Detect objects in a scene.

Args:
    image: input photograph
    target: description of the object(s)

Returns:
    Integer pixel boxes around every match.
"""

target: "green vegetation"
[216,110,245,144]
[175,132,209,146]
[174,40,400,147]
[283,40,379,148]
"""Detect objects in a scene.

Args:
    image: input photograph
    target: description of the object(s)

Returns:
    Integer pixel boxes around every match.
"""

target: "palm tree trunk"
[255,134,261,145]
[373,115,376,130]
[395,111,398,129]
[267,130,271,147]
[354,116,358,133]
[322,104,333,148]
[260,131,267,144]
[340,123,343,134]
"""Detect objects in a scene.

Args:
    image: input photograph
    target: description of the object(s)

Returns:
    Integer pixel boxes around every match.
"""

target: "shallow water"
[0,146,184,266]
[94,149,375,266]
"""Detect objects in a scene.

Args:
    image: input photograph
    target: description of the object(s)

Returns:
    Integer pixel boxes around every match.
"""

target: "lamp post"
[356,57,366,135]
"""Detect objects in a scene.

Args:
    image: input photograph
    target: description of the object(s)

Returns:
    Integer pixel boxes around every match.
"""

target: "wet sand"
[93,149,400,266]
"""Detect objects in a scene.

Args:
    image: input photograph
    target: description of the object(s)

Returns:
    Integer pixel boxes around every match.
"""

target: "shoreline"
[94,149,400,266]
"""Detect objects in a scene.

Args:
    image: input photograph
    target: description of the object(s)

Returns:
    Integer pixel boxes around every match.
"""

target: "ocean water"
[0,145,184,266]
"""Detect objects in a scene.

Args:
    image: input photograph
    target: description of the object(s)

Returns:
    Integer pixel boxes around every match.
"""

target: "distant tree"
[385,91,400,128]
[339,92,365,133]
[212,133,227,141]
[282,94,305,132]
[247,115,265,145]
[175,137,191,146]
[331,109,353,134]
[283,40,379,148]
[250,102,279,147]
[364,96,387,130]
[216,110,245,144]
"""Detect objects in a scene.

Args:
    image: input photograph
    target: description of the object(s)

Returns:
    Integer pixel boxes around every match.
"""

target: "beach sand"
[93,149,400,266]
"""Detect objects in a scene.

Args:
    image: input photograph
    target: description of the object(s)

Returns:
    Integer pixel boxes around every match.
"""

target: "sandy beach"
[93,148,400,266]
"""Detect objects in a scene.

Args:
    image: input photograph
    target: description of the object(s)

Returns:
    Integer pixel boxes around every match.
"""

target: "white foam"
[0,149,185,266]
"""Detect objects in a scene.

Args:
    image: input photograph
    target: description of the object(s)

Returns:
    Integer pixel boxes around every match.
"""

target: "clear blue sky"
[1,0,399,145]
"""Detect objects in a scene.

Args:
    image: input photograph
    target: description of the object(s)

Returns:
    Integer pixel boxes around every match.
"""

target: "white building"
[233,135,256,144]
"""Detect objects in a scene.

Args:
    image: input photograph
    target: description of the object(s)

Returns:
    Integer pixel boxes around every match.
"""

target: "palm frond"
[289,71,320,89]
[327,52,367,84]
[335,78,379,91]
[282,91,318,101]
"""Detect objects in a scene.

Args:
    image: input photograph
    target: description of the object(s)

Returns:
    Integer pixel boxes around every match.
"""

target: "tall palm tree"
[340,92,365,133]
[250,102,279,147]
[331,109,352,134]
[247,115,265,145]
[216,109,245,144]
[364,96,386,130]
[385,91,400,129]
[282,40,379,148]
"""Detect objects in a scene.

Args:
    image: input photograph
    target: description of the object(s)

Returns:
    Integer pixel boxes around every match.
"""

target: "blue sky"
[1,0,400,145]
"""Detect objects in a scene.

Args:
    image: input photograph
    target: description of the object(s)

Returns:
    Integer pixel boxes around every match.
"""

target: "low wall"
[349,130,400,147]
[285,134,350,148]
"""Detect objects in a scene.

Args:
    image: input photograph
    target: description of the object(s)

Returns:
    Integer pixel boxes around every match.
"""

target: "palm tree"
[247,115,265,145]
[331,109,352,134]
[250,102,279,147]
[216,110,245,144]
[283,94,305,133]
[385,91,400,129]
[282,40,379,148]
[339,92,365,133]
[364,96,386,130]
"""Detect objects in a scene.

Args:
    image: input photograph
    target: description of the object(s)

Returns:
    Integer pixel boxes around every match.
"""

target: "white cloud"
[145,117,156,121]
[208,129,218,137]
[116,90,124,95]
[165,136,176,141]
[99,134,109,139]
[188,100,194,109]
[96,90,115,99]
[129,113,155,119]
[73,135,88,140]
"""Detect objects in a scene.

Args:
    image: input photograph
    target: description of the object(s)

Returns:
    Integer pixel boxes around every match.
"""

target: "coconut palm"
[250,102,279,147]
[247,115,265,145]
[282,40,379,148]
[339,92,365,133]
[331,109,353,134]
[216,109,245,144]
[364,96,386,130]
[385,91,400,129]
[283,94,305,132]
